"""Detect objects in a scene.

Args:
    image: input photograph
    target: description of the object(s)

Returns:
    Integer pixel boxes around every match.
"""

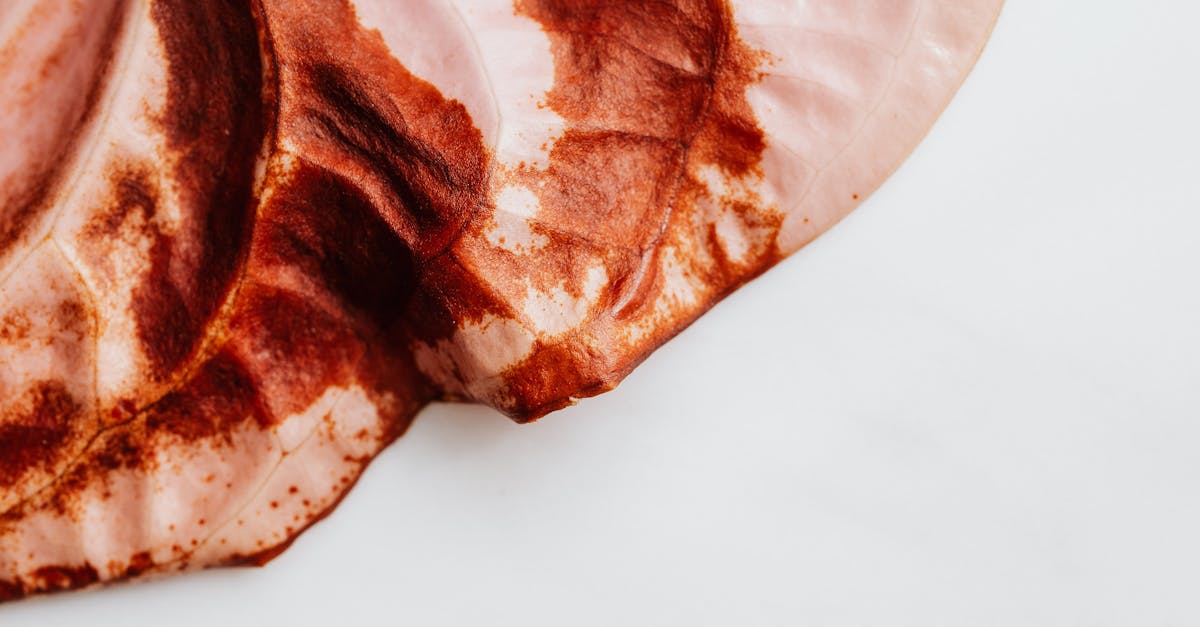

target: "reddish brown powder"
[0,382,82,488]
[0,0,779,598]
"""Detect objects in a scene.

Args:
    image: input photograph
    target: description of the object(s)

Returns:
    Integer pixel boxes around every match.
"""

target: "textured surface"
[0,0,1001,600]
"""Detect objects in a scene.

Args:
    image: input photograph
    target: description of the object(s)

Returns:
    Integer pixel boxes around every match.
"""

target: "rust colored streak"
[246,163,418,330]
[492,0,777,417]
[87,167,159,238]
[0,382,82,489]
[143,350,270,443]
[225,283,365,421]
[264,0,489,261]
[515,0,771,250]
[0,0,787,600]
[130,0,268,379]
[0,562,100,603]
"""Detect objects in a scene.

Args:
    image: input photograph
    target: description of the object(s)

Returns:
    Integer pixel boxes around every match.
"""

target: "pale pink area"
[0,423,283,581]
[43,0,185,417]
[768,1,1005,253]
[0,383,396,590]
[0,243,97,511]
[449,1,565,170]
[355,0,500,148]
[194,387,388,564]
[0,0,126,271]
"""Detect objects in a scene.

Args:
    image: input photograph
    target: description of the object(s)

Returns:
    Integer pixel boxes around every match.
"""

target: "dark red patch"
[247,163,418,330]
[143,350,269,443]
[264,0,488,261]
[225,284,364,421]
[487,0,775,414]
[31,563,100,592]
[1,0,778,601]
[124,0,268,380]
[120,552,155,580]
[0,382,82,487]
[0,578,22,603]
[91,429,145,474]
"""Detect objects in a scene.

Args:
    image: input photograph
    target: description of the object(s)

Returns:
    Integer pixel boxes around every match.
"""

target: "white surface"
[6,2,1200,624]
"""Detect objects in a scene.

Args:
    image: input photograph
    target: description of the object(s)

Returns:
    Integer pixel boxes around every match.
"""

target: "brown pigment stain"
[143,350,271,444]
[0,0,782,599]
[126,0,267,381]
[224,282,366,421]
[32,563,100,591]
[0,382,82,488]
[494,0,778,418]
[264,0,489,261]
[119,551,155,580]
[246,163,419,330]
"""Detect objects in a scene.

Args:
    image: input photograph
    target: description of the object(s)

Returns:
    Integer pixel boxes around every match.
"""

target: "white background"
[6,2,1200,625]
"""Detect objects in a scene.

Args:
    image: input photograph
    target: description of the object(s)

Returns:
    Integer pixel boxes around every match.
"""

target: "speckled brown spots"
[0,312,33,343]
[26,346,270,519]
[0,0,914,603]
[40,429,141,519]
